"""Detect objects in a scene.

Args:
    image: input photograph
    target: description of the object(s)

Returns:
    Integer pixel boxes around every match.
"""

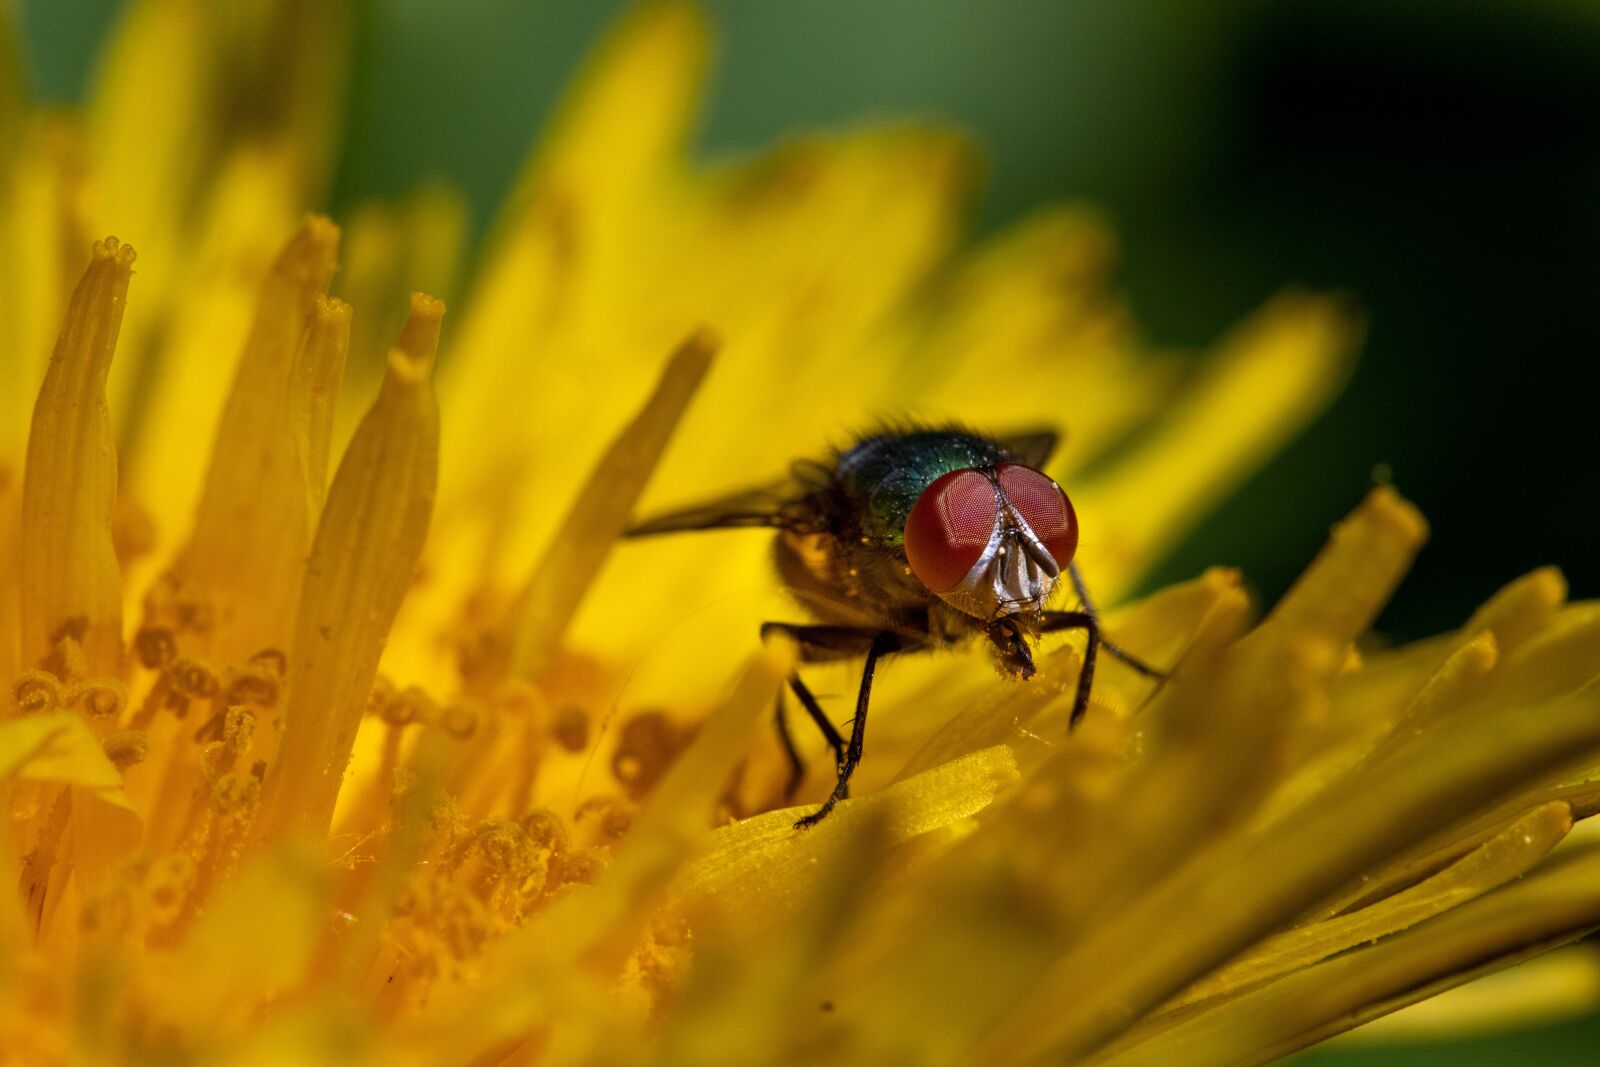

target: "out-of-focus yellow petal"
[0,120,90,467]
[0,711,130,806]
[1239,486,1428,813]
[87,0,216,427]
[1336,945,1600,1042]
[161,217,340,664]
[1170,801,1573,1008]
[673,745,1020,932]
[975,684,1600,1065]
[89,1,347,437]
[1320,764,1600,922]
[19,238,133,675]
[1075,293,1363,601]
[1258,485,1428,653]
[1462,564,1567,655]
[120,144,302,549]
[913,207,1180,472]
[138,845,327,1038]
[513,0,705,234]
[1482,601,1600,706]
[334,184,467,453]
[408,653,780,1067]
[439,0,707,523]
[652,813,894,1067]
[1098,847,1600,1067]
[294,296,353,515]
[254,295,441,842]
[509,331,714,680]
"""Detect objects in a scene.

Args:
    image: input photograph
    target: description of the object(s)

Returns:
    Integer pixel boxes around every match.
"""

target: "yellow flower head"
[0,3,1597,1065]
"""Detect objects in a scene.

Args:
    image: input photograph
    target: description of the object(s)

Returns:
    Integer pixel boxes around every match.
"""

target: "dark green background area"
[13,2,1600,1062]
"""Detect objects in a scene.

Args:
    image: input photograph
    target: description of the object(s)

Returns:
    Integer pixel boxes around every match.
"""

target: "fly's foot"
[793,798,839,830]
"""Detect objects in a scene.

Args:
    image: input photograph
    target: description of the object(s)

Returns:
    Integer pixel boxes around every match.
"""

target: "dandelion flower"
[1,3,1597,1065]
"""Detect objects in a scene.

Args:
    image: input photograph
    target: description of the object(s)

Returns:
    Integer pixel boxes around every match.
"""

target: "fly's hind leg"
[771,671,845,802]
[794,631,900,829]
[759,623,908,826]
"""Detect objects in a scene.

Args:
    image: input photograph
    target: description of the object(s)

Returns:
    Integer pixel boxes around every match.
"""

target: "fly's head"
[902,463,1079,625]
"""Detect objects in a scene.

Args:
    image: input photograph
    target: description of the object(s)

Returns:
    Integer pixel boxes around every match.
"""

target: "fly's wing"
[624,477,818,537]
[995,427,1061,469]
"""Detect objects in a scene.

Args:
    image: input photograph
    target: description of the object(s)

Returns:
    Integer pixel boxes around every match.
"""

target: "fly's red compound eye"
[903,468,999,593]
[996,463,1078,568]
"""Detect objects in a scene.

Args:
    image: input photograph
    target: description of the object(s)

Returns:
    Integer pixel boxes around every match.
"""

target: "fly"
[624,425,1165,828]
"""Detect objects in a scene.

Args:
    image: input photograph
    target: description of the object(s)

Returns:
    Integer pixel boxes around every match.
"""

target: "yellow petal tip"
[1358,483,1429,547]
[390,292,446,381]
[91,235,137,270]
[274,214,341,290]
[1523,565,1568,609]
[313,294,353,328]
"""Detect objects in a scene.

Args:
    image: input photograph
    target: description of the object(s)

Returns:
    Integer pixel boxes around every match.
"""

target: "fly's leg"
[794,631,898,830]
[772,691,806,801]
[1067,562,1168,682]
[1039,610,1100,729]
[760,623,889,807]
[772,673,846,802]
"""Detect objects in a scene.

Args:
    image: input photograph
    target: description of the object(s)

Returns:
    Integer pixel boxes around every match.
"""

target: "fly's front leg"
[1039,610,1100,729]
[1067,561,1167,682]
[1043,563,1171,728]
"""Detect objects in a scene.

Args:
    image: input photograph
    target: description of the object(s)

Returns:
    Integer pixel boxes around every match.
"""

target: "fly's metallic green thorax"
[833,430,1012,545]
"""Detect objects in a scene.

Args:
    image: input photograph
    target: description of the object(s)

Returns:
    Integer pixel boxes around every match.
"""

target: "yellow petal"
[974,684,1600,1065]
[1099,846,1600,1067]
[1462,564,1566,655]
[412,653,780,1066]
[0,118,91,467]
[19,237,133,674]
[438,0,707,515]
[119,143,301,545]
[164,216,339,664]
[1320,771,1600,922]
[254,294,441,842]
[1168,801,1573,1009]
[333,184,467,455]
[88,0,218,433]
[1075,292,1362,601]
[653,813,895,1066]
[1338,945,1600,1042]
[141,845,328,1037]
[1483,600,1600,706]
[913,207,1180,473]
[0,710,130,806]
[293,295,353,515]
[1257,484,1428,652]
[672,745,1020,933]
[509,330,714,679]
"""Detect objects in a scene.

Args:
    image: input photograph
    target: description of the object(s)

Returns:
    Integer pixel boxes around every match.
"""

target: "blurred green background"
[14,1,1600,1061]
